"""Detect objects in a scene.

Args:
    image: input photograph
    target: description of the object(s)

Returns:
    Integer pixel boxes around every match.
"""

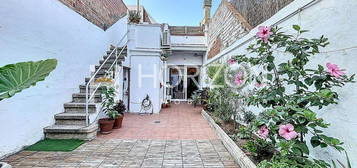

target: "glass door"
[169,66,186,100]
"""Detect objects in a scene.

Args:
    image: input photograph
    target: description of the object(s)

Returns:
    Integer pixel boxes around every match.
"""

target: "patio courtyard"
[1,104,239,168]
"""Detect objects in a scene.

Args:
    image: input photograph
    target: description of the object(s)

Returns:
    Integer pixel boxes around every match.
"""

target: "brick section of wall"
[59,0,128,30]
[207,38,222,59]
[207,0,250,59]
[230,0,293,28]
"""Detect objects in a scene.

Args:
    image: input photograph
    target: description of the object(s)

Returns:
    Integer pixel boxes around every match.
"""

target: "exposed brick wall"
[229,0,293,28]
[59,0,128,30]
[207,0,250,59]
[207,38,222,59]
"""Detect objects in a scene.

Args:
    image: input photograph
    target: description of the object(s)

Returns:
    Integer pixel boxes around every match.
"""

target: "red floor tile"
[98,103,218,140]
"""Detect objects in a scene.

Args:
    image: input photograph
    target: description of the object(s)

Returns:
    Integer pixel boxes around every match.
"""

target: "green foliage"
[229,25,355,166]
[113,100,126,115]
[208,88,238,122]
[237,126,252,139]
[206,63,228,87]
[241,111,256,124]
[244,139,275,160]
[258,155,330,168]
[191,90,201,107]
[129,11,141,24]
[102,86,119,119]
[0,59,57,101]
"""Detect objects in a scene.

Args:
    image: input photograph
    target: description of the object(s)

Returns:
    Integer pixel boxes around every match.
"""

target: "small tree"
[229,25,354,167]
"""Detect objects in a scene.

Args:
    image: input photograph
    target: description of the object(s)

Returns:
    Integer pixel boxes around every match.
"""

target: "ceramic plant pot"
[113,115,124,129]
[99,118,115,134]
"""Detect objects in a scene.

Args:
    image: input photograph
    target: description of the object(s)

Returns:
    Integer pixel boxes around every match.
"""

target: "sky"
[123,0,221,26]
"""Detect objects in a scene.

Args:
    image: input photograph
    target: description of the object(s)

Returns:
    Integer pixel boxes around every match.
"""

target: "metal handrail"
[85,32,129,126]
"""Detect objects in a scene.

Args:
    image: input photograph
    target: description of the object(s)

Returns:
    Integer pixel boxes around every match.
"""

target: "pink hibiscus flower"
[279,124,298,140]
[256,26,273,43]
[255,82,265,88]
[326,63,345,78]
[227,59,236,65]
[235,72,244,85]
[258,125,269,139]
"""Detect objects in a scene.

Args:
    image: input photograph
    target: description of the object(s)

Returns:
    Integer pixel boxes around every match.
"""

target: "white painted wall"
[128,24,163,114]
[171,36,206,46]
[205,0,357,165]
[0,0,128,158]
[167,53,203,66]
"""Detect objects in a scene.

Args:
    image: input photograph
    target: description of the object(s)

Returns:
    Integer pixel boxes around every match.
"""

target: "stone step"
[64,103,97,113]
[95,64,112,70]
[72,93,102,103]
[102,55,116,61]
[106,49,126,55]
[103,52,127,59]
[79,85,105,94]
[99,59,116,65]
[44,123,98,140]
[54,113,87,125]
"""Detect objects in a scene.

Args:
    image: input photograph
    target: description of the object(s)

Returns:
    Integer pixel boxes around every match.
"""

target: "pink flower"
[256,26,273,43]
[255,82,264,88]
[258,125,269,139]
[235,72,244,85]
[279,124,298,140]
[228,59,236,65]
[326,63,345,78]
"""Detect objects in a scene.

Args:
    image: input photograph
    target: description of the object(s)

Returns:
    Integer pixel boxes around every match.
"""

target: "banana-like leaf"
[0,59,57,101]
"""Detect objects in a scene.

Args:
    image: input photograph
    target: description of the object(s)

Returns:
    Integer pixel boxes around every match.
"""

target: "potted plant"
[113,100,126,129]
[98,110,119,134]
[99,86,117,134]
[128,11,141,24]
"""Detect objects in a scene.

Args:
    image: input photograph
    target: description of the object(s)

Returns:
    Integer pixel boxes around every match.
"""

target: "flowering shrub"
[228,25,355,167]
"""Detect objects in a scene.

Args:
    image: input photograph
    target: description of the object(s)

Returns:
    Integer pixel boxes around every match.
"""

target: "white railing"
[85,32,129,126]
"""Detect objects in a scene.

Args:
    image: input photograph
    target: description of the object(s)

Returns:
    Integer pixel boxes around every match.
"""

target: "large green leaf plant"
[0,59,57,101]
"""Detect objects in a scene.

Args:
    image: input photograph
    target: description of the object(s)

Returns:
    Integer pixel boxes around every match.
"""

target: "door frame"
[123,67,131,112]
[167,65,200,101]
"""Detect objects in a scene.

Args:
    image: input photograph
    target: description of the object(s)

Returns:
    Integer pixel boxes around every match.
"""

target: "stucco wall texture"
[206,0,357,165]
[0,0,128,158]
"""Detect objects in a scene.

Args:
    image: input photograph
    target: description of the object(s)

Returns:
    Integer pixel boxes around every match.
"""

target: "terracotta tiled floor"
[98,103,218,140]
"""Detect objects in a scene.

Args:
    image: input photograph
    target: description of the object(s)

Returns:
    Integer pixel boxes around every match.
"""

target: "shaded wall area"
[229,0,293,27]
[59,0,128,30]
[0,0,128,158]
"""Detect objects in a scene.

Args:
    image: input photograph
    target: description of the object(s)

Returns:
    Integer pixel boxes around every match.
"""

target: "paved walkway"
[98,103,217,140]
[1,104,239,168]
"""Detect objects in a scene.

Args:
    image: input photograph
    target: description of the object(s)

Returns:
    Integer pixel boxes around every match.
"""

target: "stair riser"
[99,60,116,65]
[45,132,97,140]
[64,107,96,113]
[103,53,126,59]
[79,88,104,94]
[73,97,102,103]
[55,119,86,126]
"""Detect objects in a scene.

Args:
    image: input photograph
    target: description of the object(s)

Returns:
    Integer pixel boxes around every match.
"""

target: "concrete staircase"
[44,46,127,140]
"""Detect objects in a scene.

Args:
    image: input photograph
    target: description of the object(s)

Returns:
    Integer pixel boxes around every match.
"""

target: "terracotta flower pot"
[99,118,115,134]
[113,115,124,129]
